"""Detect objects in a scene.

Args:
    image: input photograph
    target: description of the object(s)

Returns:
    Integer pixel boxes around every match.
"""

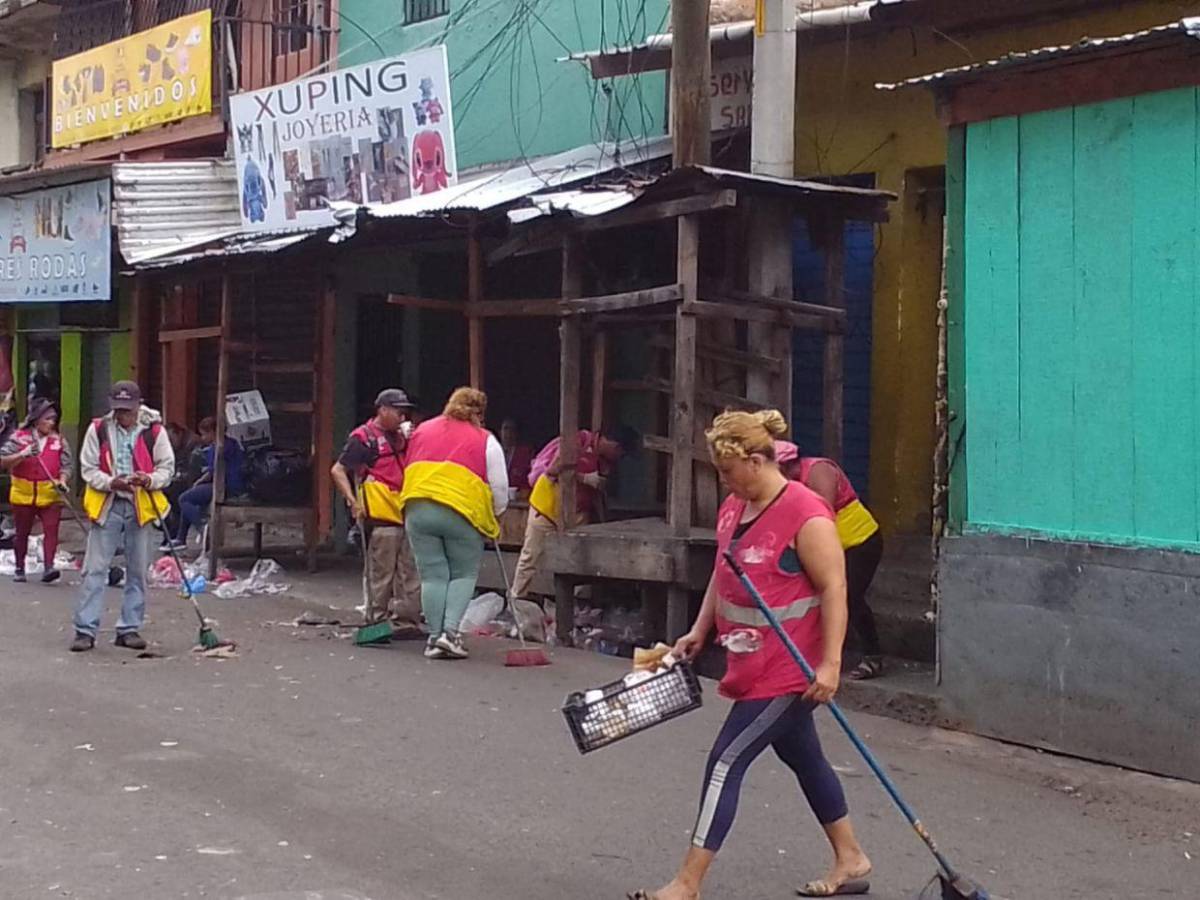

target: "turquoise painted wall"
[338,0,668,170]
[962,87,1200,548]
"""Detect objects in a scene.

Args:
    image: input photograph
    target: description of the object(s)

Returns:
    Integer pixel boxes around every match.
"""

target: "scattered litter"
[292,611,341,627]
[460,592,505,633]
[461,592,550,643]
[160,741,178,748]
[154,855,167,861]
[123,785,142,793]
[196,847,238,856]
[0,537,75,575]
[136,650,166,660]
[277,840,289,847]
[214,559,290,598]
[74,744,94,752]
[148,556,207,594]
[196,644,239,660]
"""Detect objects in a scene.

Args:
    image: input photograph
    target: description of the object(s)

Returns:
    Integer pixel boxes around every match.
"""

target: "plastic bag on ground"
[214,558,290,599]
[0,536,75,575]
[460,592,506,634]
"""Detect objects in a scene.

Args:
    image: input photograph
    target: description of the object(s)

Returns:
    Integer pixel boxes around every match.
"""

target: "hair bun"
[755,409,788,438]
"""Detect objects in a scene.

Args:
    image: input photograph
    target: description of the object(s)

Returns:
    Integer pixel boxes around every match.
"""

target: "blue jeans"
[175,483,214,543]
[73,498,151,639]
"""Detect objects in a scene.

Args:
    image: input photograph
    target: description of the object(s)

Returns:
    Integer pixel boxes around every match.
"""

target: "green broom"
[354,522,393,646]
[146,487,226,650]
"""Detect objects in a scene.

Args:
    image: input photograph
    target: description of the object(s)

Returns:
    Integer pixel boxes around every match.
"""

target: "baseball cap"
[23,397,57,427]
[375,388,416,410]
[109,380,142,411]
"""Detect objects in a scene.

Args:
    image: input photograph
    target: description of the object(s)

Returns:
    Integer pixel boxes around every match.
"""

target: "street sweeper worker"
[775,440,885,681]
[399,387,508,660]
[509,427,630,603]
[331,388,423,639]
[0,398,73,584]
[69,381,174,654]
[629,410,871,900]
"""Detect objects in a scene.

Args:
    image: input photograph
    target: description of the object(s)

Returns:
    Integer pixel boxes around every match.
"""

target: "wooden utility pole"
[670,0,711,168]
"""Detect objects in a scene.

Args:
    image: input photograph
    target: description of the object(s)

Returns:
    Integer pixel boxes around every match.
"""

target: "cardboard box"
[225,389,272,450]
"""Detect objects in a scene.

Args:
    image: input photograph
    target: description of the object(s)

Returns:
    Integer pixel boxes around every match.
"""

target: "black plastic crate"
[562,661,703,754]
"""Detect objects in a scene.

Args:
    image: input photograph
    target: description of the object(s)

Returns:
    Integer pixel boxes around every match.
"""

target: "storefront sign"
[51,11,213,149]
[0,179,112,303]
[229,46,457,231]
[711,56,752,132]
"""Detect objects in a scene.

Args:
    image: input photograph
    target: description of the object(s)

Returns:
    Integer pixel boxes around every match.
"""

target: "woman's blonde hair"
[444,387,488,423]
[706,409,788,461]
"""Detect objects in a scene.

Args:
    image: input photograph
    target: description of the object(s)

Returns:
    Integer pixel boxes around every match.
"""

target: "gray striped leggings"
[691,695,848,851]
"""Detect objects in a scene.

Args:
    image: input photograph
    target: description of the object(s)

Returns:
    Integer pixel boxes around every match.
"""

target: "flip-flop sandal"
[627,892,658,900]
[796,877,871,896]
[847,657,884,681]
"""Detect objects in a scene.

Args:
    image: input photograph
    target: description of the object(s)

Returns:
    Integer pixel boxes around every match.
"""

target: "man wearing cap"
[331,389,422,639]
[70,381,175,653]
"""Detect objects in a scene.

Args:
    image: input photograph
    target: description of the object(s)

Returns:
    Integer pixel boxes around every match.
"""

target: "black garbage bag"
[245,447,311,505]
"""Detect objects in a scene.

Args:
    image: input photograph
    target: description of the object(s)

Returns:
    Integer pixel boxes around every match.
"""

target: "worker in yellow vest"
[331,388,423,639]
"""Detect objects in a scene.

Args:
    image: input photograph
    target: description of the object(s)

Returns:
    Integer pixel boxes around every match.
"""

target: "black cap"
[23,397,57,428]
[109,380,142,411]
[375,388,416,410]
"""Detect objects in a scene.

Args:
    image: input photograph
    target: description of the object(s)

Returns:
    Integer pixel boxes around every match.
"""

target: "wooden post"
[590,331,608,432]
[822,218,846,461]
[670,0,711,168]
[130,277,153,393]
[559,236,583,533]
[313,278,337,561]
[671,216,700,537]
[468,223,484,389]
[208,272,232,579]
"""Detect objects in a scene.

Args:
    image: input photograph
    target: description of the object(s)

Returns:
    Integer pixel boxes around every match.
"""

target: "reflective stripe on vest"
[399,416,498,539]
[81,419,170,526]
[718,595,820,629]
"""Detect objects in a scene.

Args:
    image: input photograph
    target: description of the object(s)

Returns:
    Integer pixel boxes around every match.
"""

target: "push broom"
[354,522,395,646]
[723,550,990,900]
[494,542,549,667]
[146,487,227,651]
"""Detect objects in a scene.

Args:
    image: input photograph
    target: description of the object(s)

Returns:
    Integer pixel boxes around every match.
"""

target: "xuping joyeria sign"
[51,11,213,149]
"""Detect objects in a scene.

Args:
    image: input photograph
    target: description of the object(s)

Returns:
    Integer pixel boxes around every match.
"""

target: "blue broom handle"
[723,551,960,881]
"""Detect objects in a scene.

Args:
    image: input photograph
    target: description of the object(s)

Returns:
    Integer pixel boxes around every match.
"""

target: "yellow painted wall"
[794,1,1196,536]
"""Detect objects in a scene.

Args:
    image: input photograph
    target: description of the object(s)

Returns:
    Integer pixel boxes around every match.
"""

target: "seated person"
[499,417,533,498]
[165,417,244,550]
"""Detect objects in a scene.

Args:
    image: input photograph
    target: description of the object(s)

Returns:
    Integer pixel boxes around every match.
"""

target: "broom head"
[505,646,551,667]
[939,872,990,900]
[355,621,394,646]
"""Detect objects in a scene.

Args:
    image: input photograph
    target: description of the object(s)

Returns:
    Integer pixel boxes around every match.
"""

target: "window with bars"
[404,0,448,25]
[274,0,312,53]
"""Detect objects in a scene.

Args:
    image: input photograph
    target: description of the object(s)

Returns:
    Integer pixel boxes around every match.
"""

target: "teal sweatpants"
[403,499,485,636]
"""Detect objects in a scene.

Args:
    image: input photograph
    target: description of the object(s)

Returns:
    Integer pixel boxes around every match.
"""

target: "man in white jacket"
[70,381,175,653]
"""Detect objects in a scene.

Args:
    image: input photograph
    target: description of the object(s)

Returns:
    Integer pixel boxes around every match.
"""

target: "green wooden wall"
[962,86,1200,548]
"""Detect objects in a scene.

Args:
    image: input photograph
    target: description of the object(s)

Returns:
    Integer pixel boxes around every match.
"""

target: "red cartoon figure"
[412,130,450,195]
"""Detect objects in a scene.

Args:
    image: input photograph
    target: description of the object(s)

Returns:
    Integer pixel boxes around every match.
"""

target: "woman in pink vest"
[0,398,72,584]
[631,410,871,900]
[399,387,509,660]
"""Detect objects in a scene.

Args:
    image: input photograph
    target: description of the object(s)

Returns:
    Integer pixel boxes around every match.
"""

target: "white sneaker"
[424,636,446,659]
[435,631,469,660]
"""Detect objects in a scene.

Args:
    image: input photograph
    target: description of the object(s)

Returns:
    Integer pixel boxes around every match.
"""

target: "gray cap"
[375,388,416,410]
[109,380,142,411]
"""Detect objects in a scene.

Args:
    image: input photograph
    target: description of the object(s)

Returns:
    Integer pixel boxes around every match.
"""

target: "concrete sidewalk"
[0,555,1195,899]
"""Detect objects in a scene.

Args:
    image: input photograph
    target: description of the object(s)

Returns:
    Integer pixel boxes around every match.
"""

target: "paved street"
[0,555,1196,900]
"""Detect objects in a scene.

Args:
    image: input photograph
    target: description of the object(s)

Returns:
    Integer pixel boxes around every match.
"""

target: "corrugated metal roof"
[128,229,329,271]
[330,134,672,240]
[112,160,244,265]
[877,18,1200,91]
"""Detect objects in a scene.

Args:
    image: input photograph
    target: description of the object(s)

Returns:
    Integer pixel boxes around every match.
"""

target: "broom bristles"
[505,648,551,667]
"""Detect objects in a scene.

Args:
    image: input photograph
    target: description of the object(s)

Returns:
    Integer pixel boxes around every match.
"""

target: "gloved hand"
[580,472,606,491]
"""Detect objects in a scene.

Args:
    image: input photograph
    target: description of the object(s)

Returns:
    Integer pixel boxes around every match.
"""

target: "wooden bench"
[208,499,318,575]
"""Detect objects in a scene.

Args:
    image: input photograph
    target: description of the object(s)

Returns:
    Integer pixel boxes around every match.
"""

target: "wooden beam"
[559,236,584,532]
[643,433,711,465]
[466,298,560,318]
[561,284,684,317]
[251,361,312,374]
[670,216,700,537]
[158,325,223,343]
[683,299,843,332]
[387,293,466,314]
[314,280,337,543]
[647,333,784,374]
[268,401,316,415]
[611,377,764,413]
[670,0,710,168]
[208,272,232,580]
[486,191,739,264]
[700,284,846,322]
[468,225,484,390]
[936,42,1200,127]
[822,219,846,462]
[591,331,608,432]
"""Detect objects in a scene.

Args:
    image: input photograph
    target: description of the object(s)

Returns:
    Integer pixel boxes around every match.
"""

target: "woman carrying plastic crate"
[629,410,872,900]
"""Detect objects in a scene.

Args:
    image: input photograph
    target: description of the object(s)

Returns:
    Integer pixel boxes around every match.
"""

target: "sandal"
[796,876,871,896]
[627,893,658,900]
[847,656,884,681]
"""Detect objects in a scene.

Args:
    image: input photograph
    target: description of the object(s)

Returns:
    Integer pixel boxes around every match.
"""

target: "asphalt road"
[0,560,1196,900]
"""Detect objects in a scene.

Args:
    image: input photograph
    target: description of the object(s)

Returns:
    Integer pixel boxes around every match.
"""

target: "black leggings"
[846,531,883,656]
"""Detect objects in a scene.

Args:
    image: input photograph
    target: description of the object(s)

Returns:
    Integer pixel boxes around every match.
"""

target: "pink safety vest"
[714,481,833,701]
[351,420,405,491]
[797,457,858,511]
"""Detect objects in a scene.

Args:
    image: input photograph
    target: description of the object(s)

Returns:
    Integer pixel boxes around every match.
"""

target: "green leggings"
[403,500,485,636]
